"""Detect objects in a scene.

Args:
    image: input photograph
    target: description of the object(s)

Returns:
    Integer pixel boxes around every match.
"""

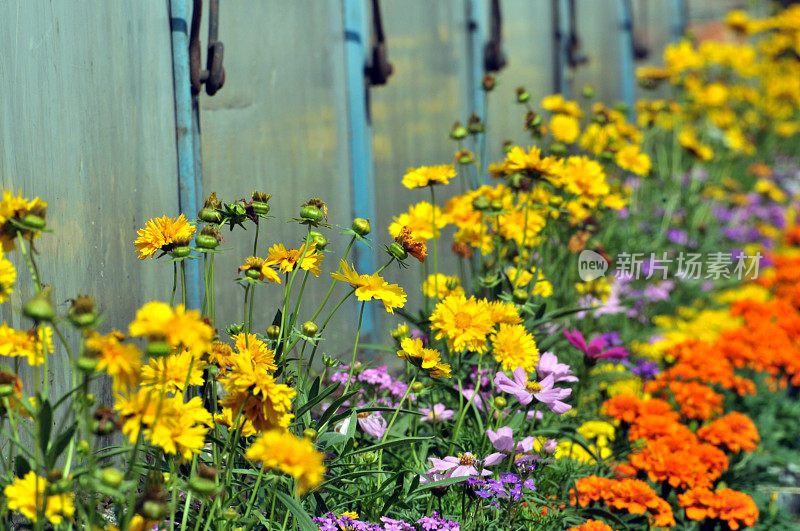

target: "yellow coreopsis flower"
[246,429,326,494]
[487,300,522,326]
[402,164,456,189]
[214,406,258,438]
[430,294,494,353]
[85,330,142,390]
[559,156,610,205]
[549,114,580,143]
[0,250,16,303]
[397,337,451,378]
[331,260,407,314]
[541,94,583,118]
[422,273,463,299]
[491,323,540,373]
[4,471,75,524]
[220,372,296,431]
[0,323,54,366]
[504,146,562,177]
[134,214,196,260]
[0,191,48,251]
[140,348,204,393]
[389,202,447,241]
[265,242,323,277]
[615,144,651,176]
[129,302,214,358]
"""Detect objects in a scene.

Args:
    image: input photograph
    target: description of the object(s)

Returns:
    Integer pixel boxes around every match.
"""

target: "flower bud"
[411,382,424,393]
[146,340,171,357]
[21,214,46,231]
[196,233,220,250]
[309,231,328,249]
[467,114,485,134]
[198,207,222,223]
[352,218,371,236]
[226,323,244,336]
[581,84,595,99]
[512,289,529,304]
[388,242,408,261]
[548,142,567,155]
[77,440,91,455]
[303,428,317,441]
[322,355,339,368]
[516,87,530,103]
[250,193,271,216]
[455,149,474,165]
[245,268,261,280]
[390,323,409,339]
[449,122,468,140]
[222,509,239,521]
[362,452,377,464]
[300,206,323,222]
[101,467,124,488]
[613,102,629,115]
[266,325,281,340]
[482,74,496,92]
[231,202,247,217]
[23,287,55,322]
[76,356,99,373]
[471,196,490,212]
[600,150,614,162]
[140,500,168,521]
[188,476,218,496]
[170,246,191,259]
[302,321,319,337]
[68,295,98,329]
[490,199,504,212]
[493,396,507,409]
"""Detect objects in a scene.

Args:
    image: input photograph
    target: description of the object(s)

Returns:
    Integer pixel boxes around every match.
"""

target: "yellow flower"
[549,114,580,143]
[504,146,561,176]
[4,471,75,524]
[679,128,714,161]
[389,202,446,241]
[577,421,616,447]
[491,323,539,373]
[615,144,651,176]
[541,94,583,117]
[402,164,456,189]
[220,332,278,388]
[0,191,48,251]
[207,341,235,370]
[559,156,610,205]
[265,243,323,277]
[85,331,141,390]
[129,302,214,358]
[430,294,494,353]
[487,300,522,326]
[0,250,16,303]
[214,406,258,438]
[422,274,463,299]
[0,323,54,366]
[134,214,196,260]
[220,372,296,431]
[238,256,280,283]
[331,260,407,314]
[246,429,326,494]
[140,349,204,393]
[397,337,451,378]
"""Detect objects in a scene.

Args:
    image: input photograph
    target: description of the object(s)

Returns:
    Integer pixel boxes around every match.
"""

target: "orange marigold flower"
[567,519,614,531]
[679,488,758,530]
[697,411,759,453]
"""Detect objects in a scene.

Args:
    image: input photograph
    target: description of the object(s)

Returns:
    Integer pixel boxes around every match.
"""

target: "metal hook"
[190,0,226,96]
[484,0,507,72]
[365,0,393,86]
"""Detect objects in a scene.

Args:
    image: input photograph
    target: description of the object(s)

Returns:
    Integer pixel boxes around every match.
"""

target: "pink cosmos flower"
[427,452,492,479]
[494,367,572,414]
[484,427,539,465]
[544,438,558,454]
[420,403,455,423]
[537,351,578,383]
[563,330,628,360]
[335,411,387,439]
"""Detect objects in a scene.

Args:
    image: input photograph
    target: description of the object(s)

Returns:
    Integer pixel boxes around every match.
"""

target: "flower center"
[525,381,542,393]
[357,412,370,419]
[457,452,476,466]
[454,312,472,329]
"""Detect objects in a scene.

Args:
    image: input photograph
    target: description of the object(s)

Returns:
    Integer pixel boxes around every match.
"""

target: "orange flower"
[679,488,758,530]
[395,226,428,262]
[571,477,675,527]
[567,520,614,531]
[697,412,760,453]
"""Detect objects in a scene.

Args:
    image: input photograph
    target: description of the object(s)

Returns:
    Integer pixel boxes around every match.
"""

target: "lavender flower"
[494,368,573,414]
[564,330,628,360]
[417,512,460,530]
[536,351,577,383]
[427,452,492,479]
[420,403,455,423]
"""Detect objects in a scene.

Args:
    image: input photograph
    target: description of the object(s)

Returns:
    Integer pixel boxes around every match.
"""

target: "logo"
[578,250,608,281]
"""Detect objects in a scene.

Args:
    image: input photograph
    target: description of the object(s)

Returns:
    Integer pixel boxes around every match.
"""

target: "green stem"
[181,260,187,306]
[171,261,178,307]
[429,186,440,301]
[310,236,356,321]
[17,235,41,292]
[449,354,483,454]
[377,372,417,488]
[344,302,366,394]
[242,466,266,520]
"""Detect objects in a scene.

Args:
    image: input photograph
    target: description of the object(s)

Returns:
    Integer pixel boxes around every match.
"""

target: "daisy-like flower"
[238,256,282,283]
[615,144,651,176]
[0,323,54,366]
[389,203,445,243]
[402,164,457,189]
[85,330,142,390]
[0,250,16,303]
[246,429,326,494]
[420,403,455,423]
[214,405,258,438]
[491,324,540,373]
[537,351,578,383]
[4,471,75,524]
[394,226,428,262]
[494,367,572,414]
[331,260,407,314]
[549,113,580,143]
[134,214,196,260]
[430,294,494,353]
[129,302,214,358]
[140,348,204,393]
[396,337,451,378]
[0,191,48,251]
[265,242,323,277]
[427,452,492,479]
[220,372,295,431]
[503,146,561,177]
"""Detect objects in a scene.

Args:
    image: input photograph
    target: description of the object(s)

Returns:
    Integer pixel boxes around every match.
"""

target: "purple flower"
[380,517,414,531]
[427,452,491,479]
[494,368,573,414]
[420,403,455,423]
[630,359,660,380]
[564,329,628,360]
[537,351,577,383]
[336,411,387,439]
[410,329,429,346]
[417,512,460,530]
[485,427,537,466]
[544,438,557,454]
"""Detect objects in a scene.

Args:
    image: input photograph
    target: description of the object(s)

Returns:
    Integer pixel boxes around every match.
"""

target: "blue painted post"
[617,0,636,114]
[169,0,203,310]
[342,0,377,336]
[670,0,686,41]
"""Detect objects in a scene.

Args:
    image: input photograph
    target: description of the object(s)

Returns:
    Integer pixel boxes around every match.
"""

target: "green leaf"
[348,436,431,457]
[534,302,547,320]
[295,382,340,419]
[411,475,467,493]
[275,490,317,531]
[357,343,396,353]
[14,455,31,478]
[39,399,53,458]
[315,390,358,432]
[47,425,77,469]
